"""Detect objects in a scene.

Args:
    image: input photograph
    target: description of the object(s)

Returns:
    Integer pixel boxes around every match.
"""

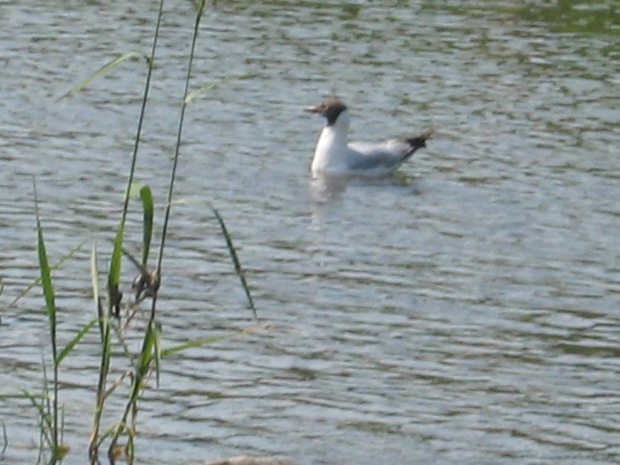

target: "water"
[1,1,620,463]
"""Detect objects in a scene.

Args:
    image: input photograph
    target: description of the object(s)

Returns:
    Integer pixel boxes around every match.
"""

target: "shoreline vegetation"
[3,1,278,464]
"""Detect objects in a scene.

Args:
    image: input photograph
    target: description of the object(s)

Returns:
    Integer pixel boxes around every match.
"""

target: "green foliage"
[32,181,62,463]
[139,186,154,267]
[210,205,258,320]
[35,199,57,338]
[58,52,145,100]
[9,0,263,463]
[56,318,99,368]
[8,240,87,309]
[162,325,263,358]
[89,244,113,464]
[185,73,258,104]
[108,225,125,318]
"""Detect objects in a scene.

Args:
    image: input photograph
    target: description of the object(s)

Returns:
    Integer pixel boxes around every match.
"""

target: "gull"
[306,98,432,178]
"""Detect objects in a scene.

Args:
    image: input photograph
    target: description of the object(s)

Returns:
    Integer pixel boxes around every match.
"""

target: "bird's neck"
[311,110,352,176]
[318,125,347,150]
[320,110,350,149]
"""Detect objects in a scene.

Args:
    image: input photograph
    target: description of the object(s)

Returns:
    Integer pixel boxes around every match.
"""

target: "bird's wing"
[347,141,411,170]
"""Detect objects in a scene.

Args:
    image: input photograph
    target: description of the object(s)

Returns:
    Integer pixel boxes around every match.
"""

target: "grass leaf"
[139,186,154,267]
[209,205,258,320]
[137,320,159,377]
[58,52,145,100]
[161,325,264,358]
[33,181,58,358]
[35,224,56,330]
[121,247,147,274]
[185,73,257,104]
[56,318,99,367]
[32,179,60,458]
[8,239,87,308]
[22,389,53,453]
[89,242,114,462]
[91,243,104,336]
[108,225,125,318]
[193,0,206,14]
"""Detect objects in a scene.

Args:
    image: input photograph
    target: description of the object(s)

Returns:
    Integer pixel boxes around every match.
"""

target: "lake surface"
[1,1,620,464]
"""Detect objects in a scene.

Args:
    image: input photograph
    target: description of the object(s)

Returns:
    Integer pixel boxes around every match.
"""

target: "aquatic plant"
[2,0,261,463]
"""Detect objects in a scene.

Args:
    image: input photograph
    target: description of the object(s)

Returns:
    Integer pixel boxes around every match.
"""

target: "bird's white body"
[311,110,351,175]
[308,100,431,178]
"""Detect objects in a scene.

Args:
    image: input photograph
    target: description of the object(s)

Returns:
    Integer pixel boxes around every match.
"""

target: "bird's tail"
[404,128,434,159]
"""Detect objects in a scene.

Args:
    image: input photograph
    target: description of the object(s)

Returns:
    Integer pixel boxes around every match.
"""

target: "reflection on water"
[309,174,350,204]
[1,1,620,464]
[309,172,422,206]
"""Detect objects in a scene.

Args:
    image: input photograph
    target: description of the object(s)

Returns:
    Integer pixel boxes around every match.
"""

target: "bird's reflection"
[309,171,421,205]
[308,174,349,204]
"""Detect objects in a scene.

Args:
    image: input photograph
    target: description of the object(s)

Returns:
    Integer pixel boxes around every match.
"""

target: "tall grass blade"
[150,320,162,388]
[9,239,87,308]
[137,323,155,376]
[0,393,48,401]
[103,0,167,460]
[23,389,53,460]
[32,180,60,460]
[118,0,166,227]
[91,243,103,334]
[108,225,125,318]
[210,205,258,320]
[107,319,161,462]
[106,5,207,461]
[58,413,69,460]
[150,1,206,321]
[140,320,162,386]
[121,247,147,275]
[35,213,56,334]
[109,227,124,287]
[58,52,144,100]
[111,0,166,321]
[161,325,264,358]
[139,185,154,267]
[41,357,53,463]
[90,244,113,464]
[55,318,99,367]
[184,73,257,104]
[108,0,165,318]
[192,0,206,13]
[94,422,122,450]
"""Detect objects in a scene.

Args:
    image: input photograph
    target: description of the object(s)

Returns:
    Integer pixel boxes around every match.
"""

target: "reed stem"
[150,1,207,321]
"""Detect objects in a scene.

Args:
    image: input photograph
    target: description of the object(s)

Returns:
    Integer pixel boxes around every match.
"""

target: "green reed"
[4,0,262,463]
[93,0,166,460]
[106,2,207,462]
[33,179,61,461]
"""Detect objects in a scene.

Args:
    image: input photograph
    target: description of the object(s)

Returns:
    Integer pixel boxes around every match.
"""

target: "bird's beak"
[304,104,321,113]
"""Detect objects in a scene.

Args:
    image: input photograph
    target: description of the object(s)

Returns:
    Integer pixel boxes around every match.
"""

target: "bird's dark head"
[305,98,348,126]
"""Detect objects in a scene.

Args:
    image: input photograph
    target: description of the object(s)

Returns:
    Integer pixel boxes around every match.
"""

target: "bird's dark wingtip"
[406,128,434,150]
[421,128,435,140]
